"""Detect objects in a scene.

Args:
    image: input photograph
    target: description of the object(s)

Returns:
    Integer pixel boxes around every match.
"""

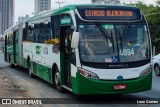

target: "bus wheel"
[10,64,15,68]
[28,61,34,78]
[154,64,160,76]
[54,68,64,92]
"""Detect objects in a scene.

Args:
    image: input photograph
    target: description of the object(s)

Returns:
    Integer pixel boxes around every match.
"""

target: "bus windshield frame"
[78,22,151,64]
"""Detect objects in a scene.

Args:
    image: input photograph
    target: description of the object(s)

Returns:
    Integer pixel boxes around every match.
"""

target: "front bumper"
[71,72,152,95]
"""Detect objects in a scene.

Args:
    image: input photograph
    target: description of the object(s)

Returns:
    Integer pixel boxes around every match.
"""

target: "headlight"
[139,66,152,77]
[78,68,99,80]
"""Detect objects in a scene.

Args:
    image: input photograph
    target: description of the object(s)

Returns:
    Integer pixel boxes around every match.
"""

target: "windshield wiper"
[120,23,131,42]
[111,31,115,53]
[96,24,113,42]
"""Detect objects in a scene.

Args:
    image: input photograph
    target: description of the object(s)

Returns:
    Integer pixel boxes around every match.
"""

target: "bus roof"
[4,24,19,34]
[4,4,140,33]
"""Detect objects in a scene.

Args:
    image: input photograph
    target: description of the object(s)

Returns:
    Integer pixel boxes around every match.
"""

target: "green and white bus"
[4,5,152,95]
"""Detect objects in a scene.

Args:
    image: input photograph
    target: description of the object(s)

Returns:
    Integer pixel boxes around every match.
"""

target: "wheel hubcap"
[55,72,60,85]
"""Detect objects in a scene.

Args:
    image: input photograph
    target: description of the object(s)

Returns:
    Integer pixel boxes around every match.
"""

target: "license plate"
[114,84,126,90]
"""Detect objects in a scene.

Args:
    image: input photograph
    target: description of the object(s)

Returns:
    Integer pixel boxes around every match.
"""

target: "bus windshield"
[78,24,150,63]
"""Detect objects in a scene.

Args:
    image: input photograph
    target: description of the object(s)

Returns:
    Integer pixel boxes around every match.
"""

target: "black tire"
[10,64,15,68]
[54,67,64,92]
[154,64,160,76]
[28,61,34,78]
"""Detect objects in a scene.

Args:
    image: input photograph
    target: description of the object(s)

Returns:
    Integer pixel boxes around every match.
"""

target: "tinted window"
[27,18,51,43]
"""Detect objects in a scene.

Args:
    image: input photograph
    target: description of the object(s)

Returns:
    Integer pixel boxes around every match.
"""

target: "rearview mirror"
[71,32,79,49]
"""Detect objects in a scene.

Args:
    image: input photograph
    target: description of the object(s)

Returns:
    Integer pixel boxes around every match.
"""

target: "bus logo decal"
[36,46,42,54]
[117,75,123,81]
[43,47,48,55]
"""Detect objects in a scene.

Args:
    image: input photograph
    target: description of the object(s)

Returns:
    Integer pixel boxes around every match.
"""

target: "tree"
[126,0,160,53]
[156,0,160,5]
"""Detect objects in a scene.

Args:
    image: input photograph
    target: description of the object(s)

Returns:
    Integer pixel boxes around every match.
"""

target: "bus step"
[61,85,72,92]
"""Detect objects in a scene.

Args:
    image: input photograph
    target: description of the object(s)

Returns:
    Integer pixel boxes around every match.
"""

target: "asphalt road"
[0,52,160,107]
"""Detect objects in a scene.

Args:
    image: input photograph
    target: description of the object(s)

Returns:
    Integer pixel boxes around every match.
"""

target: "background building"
[91,0,121,5]
[34,0,51,14]
[0,0,15,34]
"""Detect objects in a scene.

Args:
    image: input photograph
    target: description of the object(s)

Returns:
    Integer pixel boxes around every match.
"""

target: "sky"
[14,0,157,23]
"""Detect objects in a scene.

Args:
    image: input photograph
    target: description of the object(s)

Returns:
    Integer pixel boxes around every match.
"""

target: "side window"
[14,30,19,43]
[34,23,42,43]
[22,23,28,41]
[23,18,52,43]
[16,31,19,43]
[43,22,51,42]
[28,24,34,42]
[38,23,44,43]
[22,28,26,41]
[8,32,13,45]
[7,35,9,45]
[32,17,51,43]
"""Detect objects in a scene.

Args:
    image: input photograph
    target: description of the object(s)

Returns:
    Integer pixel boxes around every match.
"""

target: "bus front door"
[60,26,72,87]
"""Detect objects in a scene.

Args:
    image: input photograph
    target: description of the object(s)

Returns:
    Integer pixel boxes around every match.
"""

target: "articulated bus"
[4,5,152,95]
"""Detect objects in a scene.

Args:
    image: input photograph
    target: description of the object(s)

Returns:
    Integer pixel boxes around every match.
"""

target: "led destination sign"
[85,10,133,17]
[77,6,141,21]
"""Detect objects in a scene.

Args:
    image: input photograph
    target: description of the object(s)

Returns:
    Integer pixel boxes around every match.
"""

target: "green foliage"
[126,0,160,50]
[156,0,160,5]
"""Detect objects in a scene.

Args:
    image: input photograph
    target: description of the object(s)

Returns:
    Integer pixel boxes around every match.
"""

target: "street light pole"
[55,1,64,8]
